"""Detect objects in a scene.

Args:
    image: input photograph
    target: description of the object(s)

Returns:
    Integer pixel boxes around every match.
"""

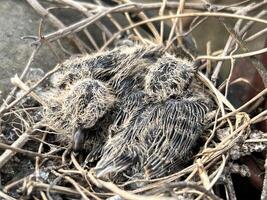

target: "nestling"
[43,44,211,182]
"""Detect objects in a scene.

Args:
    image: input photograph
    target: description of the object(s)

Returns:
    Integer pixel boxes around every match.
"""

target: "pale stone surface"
[0,0,59,100]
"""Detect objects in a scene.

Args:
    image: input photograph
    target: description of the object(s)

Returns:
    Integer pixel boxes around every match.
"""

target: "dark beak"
[72,128,86,152]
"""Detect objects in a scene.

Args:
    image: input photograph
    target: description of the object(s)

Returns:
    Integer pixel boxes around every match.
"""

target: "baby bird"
[144,54,195,101]
[44,44,211,182]
[94,54,210,181]
[50,44,162,91]
[44,78,115,151]
[45,44,163,152]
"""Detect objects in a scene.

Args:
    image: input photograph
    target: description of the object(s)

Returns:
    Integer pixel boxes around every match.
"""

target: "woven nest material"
[1,1,267,200]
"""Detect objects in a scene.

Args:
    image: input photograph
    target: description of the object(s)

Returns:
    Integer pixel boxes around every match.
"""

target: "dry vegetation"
[0,0,267,199]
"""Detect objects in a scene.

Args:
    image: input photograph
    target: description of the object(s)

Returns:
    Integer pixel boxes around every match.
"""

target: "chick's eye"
[170,82,178,89]
[59,83,66,89]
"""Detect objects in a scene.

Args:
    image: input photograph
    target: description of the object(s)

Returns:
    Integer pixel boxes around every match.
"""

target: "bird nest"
[0,1,267,200]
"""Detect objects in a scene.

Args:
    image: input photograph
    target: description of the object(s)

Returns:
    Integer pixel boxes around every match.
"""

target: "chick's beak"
[72,128,86,152]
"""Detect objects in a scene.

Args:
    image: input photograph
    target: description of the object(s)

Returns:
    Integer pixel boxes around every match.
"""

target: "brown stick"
[261,157,267,200]
[0,65,59,115]
[80,2,242,13]
[0,190,16,200]
[0,124,41,169]
[211,2,267,83]
[0,45,41,116]
[26,0,88,53]
[0,141,60,159]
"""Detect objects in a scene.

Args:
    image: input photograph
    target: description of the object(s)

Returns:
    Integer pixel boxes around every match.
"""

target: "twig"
[246,27,267,42]
[40,4,134,43]
[216,88,267,123]
[0,45,41,116]
[0,141,60,159]
[124,12,145,43]
[4,176,31,193]
[57,0,113,50]
[40,10,267,47]
[100,11,267,50]
[211,2,267,83]
[197,47,267,61]
[224,43,238,97]
[0,190,16,200]
[117,0,161,42]
[95,178,176,200]
[159,0,167,44]
[59,0,112,36]
[196,159,210,189]
[11,75,46,106]
[51,170,90,200]
[35,133,47,183]
[206,41,212,77]
[225,174,237,200]
[0,124,41,169]
[26,0,88,53]
[156,182,223,200]
[30,182,80,197]
[262,151,267,200]
[80,2,242,13]
[0,65,59,115]
[166,0,184,47]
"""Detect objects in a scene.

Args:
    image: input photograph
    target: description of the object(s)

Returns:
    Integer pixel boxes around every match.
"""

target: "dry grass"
[0,0,267,199]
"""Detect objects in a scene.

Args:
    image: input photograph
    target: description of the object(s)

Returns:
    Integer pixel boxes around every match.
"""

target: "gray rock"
[0,0,61,101]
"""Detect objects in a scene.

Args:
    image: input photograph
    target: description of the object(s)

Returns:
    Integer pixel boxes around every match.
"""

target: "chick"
[94,55,210,181]
[46,44,162,151]
[144,54,195,101]
[50,44,162,91]
[44,44,211,181]
[94,93,209,181]
[44,78,115,151]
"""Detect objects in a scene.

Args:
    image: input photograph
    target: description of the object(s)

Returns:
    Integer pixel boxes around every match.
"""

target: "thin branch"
[26,0,87,53]
[211,3,267,83]
[0,191,16,200]
[0,124,41,169]
[80,2,242,13]
[100,11,267,50]
[0,45,41,116]
[0,65,59,115]
[197,47,267,61]
[40,10,267,45]
[0,141,60,159]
